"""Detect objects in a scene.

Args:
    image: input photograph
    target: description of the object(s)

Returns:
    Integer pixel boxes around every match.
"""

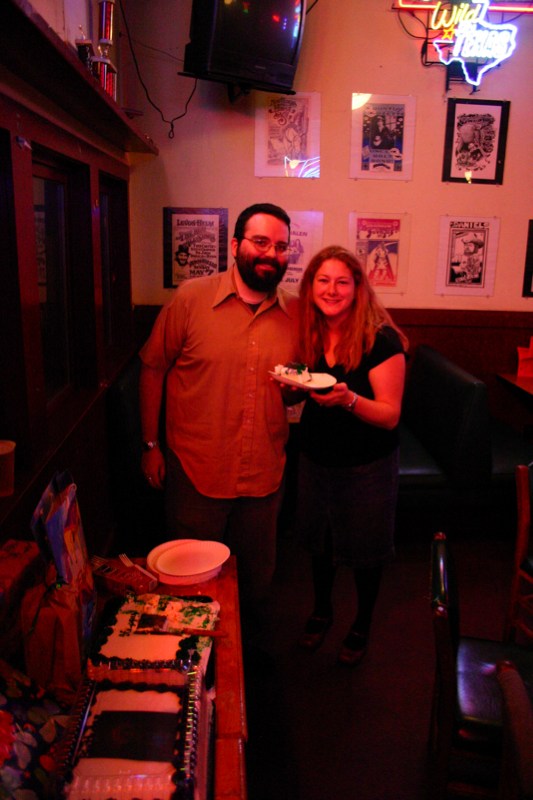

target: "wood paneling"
[0,391,115,554]
[0,0,157,155]
[390,309,533,432]
[135,306,532,431]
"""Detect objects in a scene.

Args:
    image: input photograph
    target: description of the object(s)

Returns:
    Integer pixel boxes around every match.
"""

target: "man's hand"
[142,447,166,490]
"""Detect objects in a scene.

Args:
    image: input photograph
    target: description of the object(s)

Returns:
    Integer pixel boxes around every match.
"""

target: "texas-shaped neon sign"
[396,0,522,86]
[430,0,517,85]
[397,1,533,11]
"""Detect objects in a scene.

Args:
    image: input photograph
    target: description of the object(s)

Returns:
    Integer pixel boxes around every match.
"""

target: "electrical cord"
[118,0,197,138]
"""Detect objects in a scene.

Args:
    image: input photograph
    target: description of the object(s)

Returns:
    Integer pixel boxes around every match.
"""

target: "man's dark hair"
[233,203,291,242]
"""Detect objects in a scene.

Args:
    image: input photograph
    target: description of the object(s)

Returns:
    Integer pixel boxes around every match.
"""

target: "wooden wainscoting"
[134,305,533,433]
[390,309,533,433]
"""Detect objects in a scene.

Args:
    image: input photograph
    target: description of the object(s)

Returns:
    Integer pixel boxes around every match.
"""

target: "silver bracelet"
[344,392,358,412]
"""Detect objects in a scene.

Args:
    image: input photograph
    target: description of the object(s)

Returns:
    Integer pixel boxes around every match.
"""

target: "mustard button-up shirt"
[140,267,299,498]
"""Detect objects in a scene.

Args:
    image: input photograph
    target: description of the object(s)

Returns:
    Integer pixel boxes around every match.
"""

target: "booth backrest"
[108,355,144,464]
[106,355,165,552]
[402,345,492,488]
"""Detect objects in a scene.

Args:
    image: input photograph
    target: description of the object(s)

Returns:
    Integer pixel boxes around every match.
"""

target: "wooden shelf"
[0,0,158,154]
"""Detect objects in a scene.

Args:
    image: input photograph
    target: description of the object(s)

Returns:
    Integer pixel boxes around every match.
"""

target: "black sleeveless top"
[299,326,405,468]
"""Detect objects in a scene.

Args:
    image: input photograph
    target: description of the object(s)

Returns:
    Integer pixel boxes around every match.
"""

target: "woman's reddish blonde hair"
[298,245,408,371]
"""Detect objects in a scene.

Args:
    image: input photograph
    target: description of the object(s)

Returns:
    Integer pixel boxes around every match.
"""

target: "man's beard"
[236,251,288,292]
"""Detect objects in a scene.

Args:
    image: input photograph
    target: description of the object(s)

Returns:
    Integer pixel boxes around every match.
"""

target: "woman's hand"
[309,383,353,408]
[309,352,405,430]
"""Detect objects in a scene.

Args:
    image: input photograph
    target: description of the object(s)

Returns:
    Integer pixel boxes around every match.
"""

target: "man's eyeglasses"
[242,236,290,254]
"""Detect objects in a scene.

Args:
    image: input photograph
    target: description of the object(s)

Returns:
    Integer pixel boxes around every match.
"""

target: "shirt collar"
[212,266,238,307]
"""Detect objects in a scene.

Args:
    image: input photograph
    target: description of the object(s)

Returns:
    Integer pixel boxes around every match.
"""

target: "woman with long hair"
[296,245,408,665]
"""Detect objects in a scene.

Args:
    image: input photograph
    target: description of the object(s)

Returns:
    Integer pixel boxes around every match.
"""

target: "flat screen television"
[182,0,307,95]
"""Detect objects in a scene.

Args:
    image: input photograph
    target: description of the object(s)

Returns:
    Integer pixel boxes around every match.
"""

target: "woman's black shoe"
[338,630,367,666]
[298,615,332,651]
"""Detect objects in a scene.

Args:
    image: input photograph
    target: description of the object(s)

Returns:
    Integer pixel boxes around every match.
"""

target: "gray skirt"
[296,449,399,569]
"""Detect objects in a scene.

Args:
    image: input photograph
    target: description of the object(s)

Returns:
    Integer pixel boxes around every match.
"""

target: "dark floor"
[243,522,515,800]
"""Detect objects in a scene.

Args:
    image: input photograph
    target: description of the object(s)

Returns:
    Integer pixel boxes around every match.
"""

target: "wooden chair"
[504,464,533,643]
[496,661,533,800]
[428,532,533,800]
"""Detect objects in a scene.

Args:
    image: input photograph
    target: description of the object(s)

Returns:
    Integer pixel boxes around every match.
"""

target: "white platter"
[147,539,230,585]
[269,371,337,391]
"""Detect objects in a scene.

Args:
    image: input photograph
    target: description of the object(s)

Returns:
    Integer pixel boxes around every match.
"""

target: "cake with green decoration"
[87,593,219,684]
[274,362,311,382]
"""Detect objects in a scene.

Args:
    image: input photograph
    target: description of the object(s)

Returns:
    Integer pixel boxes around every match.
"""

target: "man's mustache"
[253,257,281,269]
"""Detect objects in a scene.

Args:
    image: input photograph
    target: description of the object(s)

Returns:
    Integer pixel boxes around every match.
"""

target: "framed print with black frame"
[163,207,228,288]
[523,220,533,298]
[436,215,500,297]
[442,99,510,185]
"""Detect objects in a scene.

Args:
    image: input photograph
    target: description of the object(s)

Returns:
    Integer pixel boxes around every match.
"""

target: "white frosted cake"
[274,362,311,383]
[87,593,220,684]
[61,672,211,800]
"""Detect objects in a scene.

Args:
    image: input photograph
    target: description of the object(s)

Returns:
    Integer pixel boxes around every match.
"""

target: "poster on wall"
[163,207,228,288]
[350,94,416,181]
[254,92,321,178]
[280,211,324,294]
[436,216,500,297]
[349,212,411,294]
[442,99,510,185]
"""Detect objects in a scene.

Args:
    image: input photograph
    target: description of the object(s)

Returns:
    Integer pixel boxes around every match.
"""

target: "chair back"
[497,660,533,800]
[504,463,533,642]
[515,463,532,561]
[429,531,462,758]
[431,532,460,654]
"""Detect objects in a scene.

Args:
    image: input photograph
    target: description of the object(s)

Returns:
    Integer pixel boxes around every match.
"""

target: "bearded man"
[139,203,298,619]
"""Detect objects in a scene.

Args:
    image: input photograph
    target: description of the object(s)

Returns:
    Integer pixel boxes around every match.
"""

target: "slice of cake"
[60,671,210,800]
[274,362,311,383]
[87,593,220,685]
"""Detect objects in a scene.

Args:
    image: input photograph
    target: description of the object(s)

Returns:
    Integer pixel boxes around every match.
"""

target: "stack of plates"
[147,539,230,585]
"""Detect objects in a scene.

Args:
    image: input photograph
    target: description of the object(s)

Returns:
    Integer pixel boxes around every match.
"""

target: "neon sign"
[432,1,517,85]
[396,0,522,86]
[396,0,533,10]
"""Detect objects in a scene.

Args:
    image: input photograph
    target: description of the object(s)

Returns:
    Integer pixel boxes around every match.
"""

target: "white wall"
[119,0,533,311]
[30,0,92,46]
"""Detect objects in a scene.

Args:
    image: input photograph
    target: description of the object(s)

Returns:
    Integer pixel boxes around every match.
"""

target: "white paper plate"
[147,539,230,585]
[269,371,337,391]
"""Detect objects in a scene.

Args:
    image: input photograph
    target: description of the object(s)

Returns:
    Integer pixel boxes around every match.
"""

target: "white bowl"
[147,539,230,585]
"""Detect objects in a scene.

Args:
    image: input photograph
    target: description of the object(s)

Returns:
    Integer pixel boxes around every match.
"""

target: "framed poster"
[163,207,228,288]
[442,99,510,184]
[255,92,321,178]
[522,220,533,298]
[350,94,416,180]
[280,210,324,294]
[349,212,411,293]
[436,216,500,297]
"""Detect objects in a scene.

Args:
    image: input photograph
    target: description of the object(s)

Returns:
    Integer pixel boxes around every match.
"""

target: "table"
[157,556,247,800]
